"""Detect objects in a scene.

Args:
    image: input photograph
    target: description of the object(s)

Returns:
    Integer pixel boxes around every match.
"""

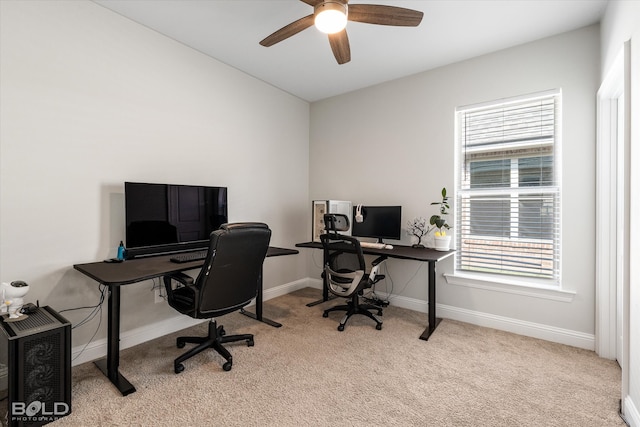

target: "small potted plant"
[430,187,451,251]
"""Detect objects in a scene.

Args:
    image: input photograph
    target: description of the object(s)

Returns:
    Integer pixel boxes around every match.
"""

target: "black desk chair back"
[163,222,271,373]
[320,214,386,331]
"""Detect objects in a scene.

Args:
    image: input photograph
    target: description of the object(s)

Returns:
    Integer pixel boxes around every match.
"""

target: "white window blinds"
[455,90,561,283]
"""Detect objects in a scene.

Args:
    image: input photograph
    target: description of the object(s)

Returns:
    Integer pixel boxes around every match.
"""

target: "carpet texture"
[52,288,623,426]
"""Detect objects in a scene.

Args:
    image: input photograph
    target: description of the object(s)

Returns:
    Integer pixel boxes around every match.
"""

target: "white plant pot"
[434,235,451,251]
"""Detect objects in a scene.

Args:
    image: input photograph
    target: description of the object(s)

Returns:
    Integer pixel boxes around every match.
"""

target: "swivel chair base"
[323,294,383,331]
[174,319,254,373]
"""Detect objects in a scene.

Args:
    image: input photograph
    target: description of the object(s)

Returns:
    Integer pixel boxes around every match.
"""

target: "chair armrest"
[165,272,194,286]
[371,255,387,267]
[369,274,386,285]
[163,272,198,308]
[368,256,387,284]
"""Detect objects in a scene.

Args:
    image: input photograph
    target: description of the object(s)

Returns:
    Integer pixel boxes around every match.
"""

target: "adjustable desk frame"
[73,246,297,396]
[296,242,454,341]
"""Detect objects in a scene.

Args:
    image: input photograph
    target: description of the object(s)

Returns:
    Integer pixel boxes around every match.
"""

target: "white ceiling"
[93,0,608,102]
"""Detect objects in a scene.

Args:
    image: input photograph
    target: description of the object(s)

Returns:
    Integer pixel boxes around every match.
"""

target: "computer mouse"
[20,303,38,315]
[384,244,394,249]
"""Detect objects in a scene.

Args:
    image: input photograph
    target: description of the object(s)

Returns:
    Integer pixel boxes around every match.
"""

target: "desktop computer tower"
[312,200,352,242]
[0,307,71,427]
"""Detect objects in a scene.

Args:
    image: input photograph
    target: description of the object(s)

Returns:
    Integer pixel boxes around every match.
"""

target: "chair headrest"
[220,222,269,232]
[324,214,350,232]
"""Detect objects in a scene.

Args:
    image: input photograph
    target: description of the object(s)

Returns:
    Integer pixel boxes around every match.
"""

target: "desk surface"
[295,241,454,263]
[74,246,298,286]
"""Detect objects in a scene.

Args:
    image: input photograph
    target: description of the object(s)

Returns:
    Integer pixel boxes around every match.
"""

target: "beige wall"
[0,1,310,351]
[309,25,600,341]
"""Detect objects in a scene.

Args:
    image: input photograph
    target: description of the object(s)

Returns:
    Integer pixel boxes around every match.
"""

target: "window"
[455,90,561,284]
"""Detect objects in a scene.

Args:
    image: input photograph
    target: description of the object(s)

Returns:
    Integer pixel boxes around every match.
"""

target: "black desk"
[73,246,297,396]
[296,242,454,341]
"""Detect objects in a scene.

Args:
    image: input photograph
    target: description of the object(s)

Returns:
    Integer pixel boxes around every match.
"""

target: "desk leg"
[419,261,442,341]
[305,271,335,307]
[305,295,335,307]
[94,285,136,396]
[241,267,282,328]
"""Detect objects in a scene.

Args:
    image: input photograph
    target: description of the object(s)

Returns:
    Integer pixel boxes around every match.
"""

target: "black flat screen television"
[351,205,402,243]
[124,182,228,258]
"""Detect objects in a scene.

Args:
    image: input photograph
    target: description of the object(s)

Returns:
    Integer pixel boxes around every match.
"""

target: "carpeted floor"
[52,287,623,426]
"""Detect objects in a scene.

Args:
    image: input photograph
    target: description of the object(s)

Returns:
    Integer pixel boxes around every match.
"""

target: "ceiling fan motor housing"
[314,1,348,34]
[314,1,348,16]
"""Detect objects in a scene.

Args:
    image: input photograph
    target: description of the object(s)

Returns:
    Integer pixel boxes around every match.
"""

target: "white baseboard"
[263,277,315,300]
[436,303,595,350]
[371,287,595,350]
[71,315,205,366]
[71,278,316,366]
[308,278,594,349]
[73,277,595,365]
[625,395,640,427]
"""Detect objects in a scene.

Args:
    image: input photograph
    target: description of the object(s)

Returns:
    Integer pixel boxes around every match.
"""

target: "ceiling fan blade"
[328,29,351,64]
[260,14,315,47]
[299,0,323,6]
[348,4,424,27]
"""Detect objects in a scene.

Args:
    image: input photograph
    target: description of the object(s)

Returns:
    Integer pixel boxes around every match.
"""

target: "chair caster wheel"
[323,312,329,318]
[376,324,382,330]
[223,362,232,371]
[175,363,185,374]
[247,339,254,347]
[220,327,226,336]
[337,324,345,331]
[377,310,383,316]
[176,340,185,349]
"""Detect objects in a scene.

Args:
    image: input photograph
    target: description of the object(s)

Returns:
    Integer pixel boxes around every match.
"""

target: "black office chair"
[163,222,271,373]
[320,214,387,331]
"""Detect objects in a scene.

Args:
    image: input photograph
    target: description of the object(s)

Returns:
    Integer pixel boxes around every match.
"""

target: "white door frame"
[596,41,631,401]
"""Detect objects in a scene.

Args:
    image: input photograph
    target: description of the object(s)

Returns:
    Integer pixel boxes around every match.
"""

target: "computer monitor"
[351,205,402,243]
[124,182,228,258]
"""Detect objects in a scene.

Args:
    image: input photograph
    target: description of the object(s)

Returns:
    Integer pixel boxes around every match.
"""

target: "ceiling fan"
[259,0,424,65]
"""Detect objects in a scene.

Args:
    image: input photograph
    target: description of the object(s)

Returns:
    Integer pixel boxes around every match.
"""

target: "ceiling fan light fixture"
[314,1,348,34]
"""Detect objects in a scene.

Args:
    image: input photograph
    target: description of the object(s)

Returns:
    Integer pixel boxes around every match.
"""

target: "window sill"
[443,273,575,302]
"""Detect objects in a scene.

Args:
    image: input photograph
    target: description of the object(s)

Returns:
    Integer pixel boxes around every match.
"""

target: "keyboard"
[359,242,388,249]
[170,250,208,263]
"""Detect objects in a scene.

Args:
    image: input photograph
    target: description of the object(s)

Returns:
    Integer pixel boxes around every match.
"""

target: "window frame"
[453,89,563,291]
